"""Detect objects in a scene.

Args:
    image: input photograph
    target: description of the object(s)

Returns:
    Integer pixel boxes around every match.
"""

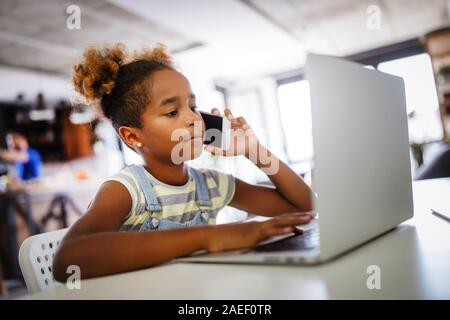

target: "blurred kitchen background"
[1,0,450,297]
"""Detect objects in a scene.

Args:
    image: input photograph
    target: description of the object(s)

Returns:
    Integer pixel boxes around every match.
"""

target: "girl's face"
[136,69,205,164]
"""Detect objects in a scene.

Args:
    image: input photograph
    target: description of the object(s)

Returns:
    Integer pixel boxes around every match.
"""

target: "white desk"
[24,178,450,299]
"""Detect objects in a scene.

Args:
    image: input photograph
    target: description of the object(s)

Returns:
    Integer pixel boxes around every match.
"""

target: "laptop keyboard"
[253,227,319,252]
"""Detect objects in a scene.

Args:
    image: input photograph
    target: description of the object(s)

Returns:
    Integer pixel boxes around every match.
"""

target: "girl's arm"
[230,143,313,216]
[53,181,313,281]
[207,108,314,217]
[0,149,29,162]
[53,181,209,281]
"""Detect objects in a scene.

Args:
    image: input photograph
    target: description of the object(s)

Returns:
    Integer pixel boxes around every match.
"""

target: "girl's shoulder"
[106,165,140,190]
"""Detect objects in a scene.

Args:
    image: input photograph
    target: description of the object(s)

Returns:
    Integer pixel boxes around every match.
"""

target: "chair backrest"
[415,144,450,180]
[19,228,68,294]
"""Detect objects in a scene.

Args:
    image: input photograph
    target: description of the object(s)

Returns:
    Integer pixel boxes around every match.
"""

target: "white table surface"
[23,178,450,299]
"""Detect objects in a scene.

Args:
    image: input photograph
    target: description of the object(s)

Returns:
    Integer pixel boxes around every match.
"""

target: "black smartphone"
[199,111,231,150]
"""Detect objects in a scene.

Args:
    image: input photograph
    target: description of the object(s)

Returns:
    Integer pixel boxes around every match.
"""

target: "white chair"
[18,228,68,294]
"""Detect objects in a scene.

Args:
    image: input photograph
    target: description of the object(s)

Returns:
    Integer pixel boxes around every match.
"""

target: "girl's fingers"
[279,211,316,219]
[221,108,249,130]
[269,215,312,227]
[292,227,304,235]
[204,145,227,156]
[211,108,221,115]
[224,108,234,120]
[275,213,312,220]
[263,225,299,238]
[292,212,315,217]
[230,121,245,129]
[306,213,316,219]
[236,116,248,129]
[278,212,304,217]
[230,117,248,130]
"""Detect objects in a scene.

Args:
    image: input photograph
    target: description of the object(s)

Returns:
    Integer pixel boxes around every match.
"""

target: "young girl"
[53,43,314,281]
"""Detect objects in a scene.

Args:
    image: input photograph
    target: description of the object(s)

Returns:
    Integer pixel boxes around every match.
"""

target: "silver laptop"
[179,53,414,265]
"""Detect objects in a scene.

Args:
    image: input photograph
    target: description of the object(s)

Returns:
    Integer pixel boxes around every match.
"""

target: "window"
[227,88,271,184]
[276,52,441,161]
[377,53,441,143]
[277,80,313,162]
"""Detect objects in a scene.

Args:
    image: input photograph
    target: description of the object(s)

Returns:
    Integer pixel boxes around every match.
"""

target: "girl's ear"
[118,126,142,150]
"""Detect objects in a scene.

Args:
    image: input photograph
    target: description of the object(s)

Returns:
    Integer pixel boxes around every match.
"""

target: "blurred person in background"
[0,132,42,181]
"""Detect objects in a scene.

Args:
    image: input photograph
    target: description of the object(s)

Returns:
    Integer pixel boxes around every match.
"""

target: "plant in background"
[410,143,424,168]
[443,130,450,144]
[437,65,450,84]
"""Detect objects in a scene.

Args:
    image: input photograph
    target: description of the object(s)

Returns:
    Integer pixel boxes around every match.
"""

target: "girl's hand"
[204,107,259,158]
[206,212,315,253]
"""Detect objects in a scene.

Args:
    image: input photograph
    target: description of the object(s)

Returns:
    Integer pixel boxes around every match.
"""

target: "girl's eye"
[166,110,178,117]
[191,106,198,112]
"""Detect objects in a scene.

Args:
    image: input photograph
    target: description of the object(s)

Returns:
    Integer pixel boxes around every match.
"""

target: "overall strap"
[189,167,212,210]
[128,165,162,212]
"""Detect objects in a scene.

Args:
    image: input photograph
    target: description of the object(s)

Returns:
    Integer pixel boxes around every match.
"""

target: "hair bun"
[133,42,173,66]
[72,43,127,102]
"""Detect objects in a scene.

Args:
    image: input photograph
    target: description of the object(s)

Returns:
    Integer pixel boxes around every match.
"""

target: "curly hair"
[72,42,174,129]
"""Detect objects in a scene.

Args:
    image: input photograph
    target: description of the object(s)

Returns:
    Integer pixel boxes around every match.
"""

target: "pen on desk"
[431,209,450,223]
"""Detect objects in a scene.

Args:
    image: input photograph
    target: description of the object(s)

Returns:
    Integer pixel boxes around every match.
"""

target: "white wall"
[0,65,73,103]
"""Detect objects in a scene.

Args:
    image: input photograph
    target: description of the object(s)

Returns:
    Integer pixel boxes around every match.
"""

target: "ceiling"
[0,0,449,88]
[0,0,200,75]
[242,0,450,56]
[109,0,450,81]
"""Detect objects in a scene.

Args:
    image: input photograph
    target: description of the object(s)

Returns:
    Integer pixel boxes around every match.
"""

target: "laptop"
[178,53,414,265]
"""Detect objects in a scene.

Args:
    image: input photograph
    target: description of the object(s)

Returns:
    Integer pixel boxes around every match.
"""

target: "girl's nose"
[186,114,204,138]
[186,108,201,127]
